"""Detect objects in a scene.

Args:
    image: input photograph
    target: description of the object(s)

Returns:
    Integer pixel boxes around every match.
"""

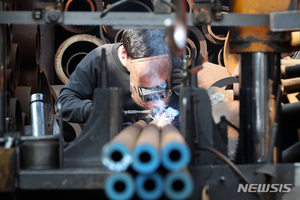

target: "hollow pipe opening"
[172,180,184,191]
[144,179,155,191]
[114,181,126,192]
[111,151,123,162]
[170,149,181,161]
[139,152,151,163]
[64,0,95,11]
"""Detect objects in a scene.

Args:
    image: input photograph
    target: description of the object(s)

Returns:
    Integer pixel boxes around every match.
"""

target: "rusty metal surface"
[101,0,153,43]
[201,6,228,45]
[212,100,239,137]
[40,24,56,85]
[12,24,41,68]
[207,86,234,105]
[0,148,15,192]
[50,85,64,102]
[40,71,54,133]
[187,26,207,66]
[8,97,24,133]
[197,62,230,89]
[229,0,292,53]
[12,86,32,122]
[282,77,300,93]
[185,38,197,67]
[17,65,40,93]
[65,52,88,77]
[55,34,105,84]
[61,0,103,33]
[7,43,20,88]
[224,31,239,76]
[212,100,240,160]
[114,29,124,43]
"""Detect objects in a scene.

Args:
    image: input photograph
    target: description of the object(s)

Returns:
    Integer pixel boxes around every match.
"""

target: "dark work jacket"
[55,43,183,124]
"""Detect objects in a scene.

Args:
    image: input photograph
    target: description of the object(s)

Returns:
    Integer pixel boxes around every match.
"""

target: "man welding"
[55,29,184,127]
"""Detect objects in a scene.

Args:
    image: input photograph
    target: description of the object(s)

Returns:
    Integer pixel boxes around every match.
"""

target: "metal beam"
[0,11,270,27]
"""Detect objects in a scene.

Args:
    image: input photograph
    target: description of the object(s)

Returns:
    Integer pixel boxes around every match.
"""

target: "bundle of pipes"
[101,120,193,200]
[280,59,300,94]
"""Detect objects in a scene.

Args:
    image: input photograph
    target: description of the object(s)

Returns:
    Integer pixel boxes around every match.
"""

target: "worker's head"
[122,29,173,110]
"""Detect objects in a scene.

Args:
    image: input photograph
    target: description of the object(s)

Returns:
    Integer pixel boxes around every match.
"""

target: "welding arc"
[135,173,164,200]
[132,123,160,174]
[104,172,135,200]
[164,170,194,200]
[102,120,146,172]
[161,124,191,171]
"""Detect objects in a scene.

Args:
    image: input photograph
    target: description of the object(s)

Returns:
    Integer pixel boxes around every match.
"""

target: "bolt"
[220,176,225,182]
[47,11,60,23]
[214,12,223,21]
[197,11,207,23]
[33,10,42,20]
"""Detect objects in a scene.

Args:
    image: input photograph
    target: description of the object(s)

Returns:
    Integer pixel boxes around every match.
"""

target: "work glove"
[171,69,184,95]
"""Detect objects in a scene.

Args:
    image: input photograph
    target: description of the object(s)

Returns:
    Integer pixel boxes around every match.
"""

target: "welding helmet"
[129,54,173,110]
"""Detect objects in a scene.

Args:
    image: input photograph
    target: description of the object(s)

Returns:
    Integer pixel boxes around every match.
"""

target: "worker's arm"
[55,53,99,123]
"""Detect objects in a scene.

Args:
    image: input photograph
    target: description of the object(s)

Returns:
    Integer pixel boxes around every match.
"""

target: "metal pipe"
[55,34,104,84]
[239,52,271,163]
[100,0,153,43]
[161,123,190,171]
[65,52,87,77]
[102,120,146,172]
[62,0,103,33]
[282,101,300,117]
[164,169,194,200]
[132,122,160,174]
[253,52,269,163]
[282,141,300,163]
[136,173,164,200]
[30,93,47,137]
[104,172,135,200]
[281,77,300,93]
[281,102,300,129]
[281,64,300,79]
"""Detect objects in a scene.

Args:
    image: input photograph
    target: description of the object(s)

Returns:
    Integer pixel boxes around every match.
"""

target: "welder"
[54,29,184,127]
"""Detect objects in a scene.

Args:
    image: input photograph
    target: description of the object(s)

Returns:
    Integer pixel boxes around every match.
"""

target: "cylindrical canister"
[30,93,47,136]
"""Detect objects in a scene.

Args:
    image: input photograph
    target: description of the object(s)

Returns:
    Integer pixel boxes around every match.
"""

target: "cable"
[198,146,261,197]
[100,0,129,18]
[220,116,240,133]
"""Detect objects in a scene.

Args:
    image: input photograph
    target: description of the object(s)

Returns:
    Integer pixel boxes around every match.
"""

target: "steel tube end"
[105,172,135,200]
[136,173,164,200]
[102,142,132,172]
[165,171,194,200]
[161,142,191,171]
[132,144,160,174]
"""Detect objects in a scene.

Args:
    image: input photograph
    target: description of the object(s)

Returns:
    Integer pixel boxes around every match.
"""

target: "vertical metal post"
[0,0,6,137]
[239,52,271,163]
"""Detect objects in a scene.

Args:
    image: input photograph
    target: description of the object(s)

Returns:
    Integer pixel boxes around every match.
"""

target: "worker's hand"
[171,69,184,95]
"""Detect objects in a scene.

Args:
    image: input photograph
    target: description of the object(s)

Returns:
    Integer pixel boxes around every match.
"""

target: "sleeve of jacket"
[55,52,100,123]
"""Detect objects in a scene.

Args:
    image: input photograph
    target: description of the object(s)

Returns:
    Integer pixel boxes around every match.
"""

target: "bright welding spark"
[151,105,179,127]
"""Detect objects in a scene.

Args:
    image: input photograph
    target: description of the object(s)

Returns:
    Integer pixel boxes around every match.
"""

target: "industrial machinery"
[1,0,300,199]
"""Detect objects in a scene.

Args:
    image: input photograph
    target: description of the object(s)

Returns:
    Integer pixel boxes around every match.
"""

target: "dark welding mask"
[129,54,173,110]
